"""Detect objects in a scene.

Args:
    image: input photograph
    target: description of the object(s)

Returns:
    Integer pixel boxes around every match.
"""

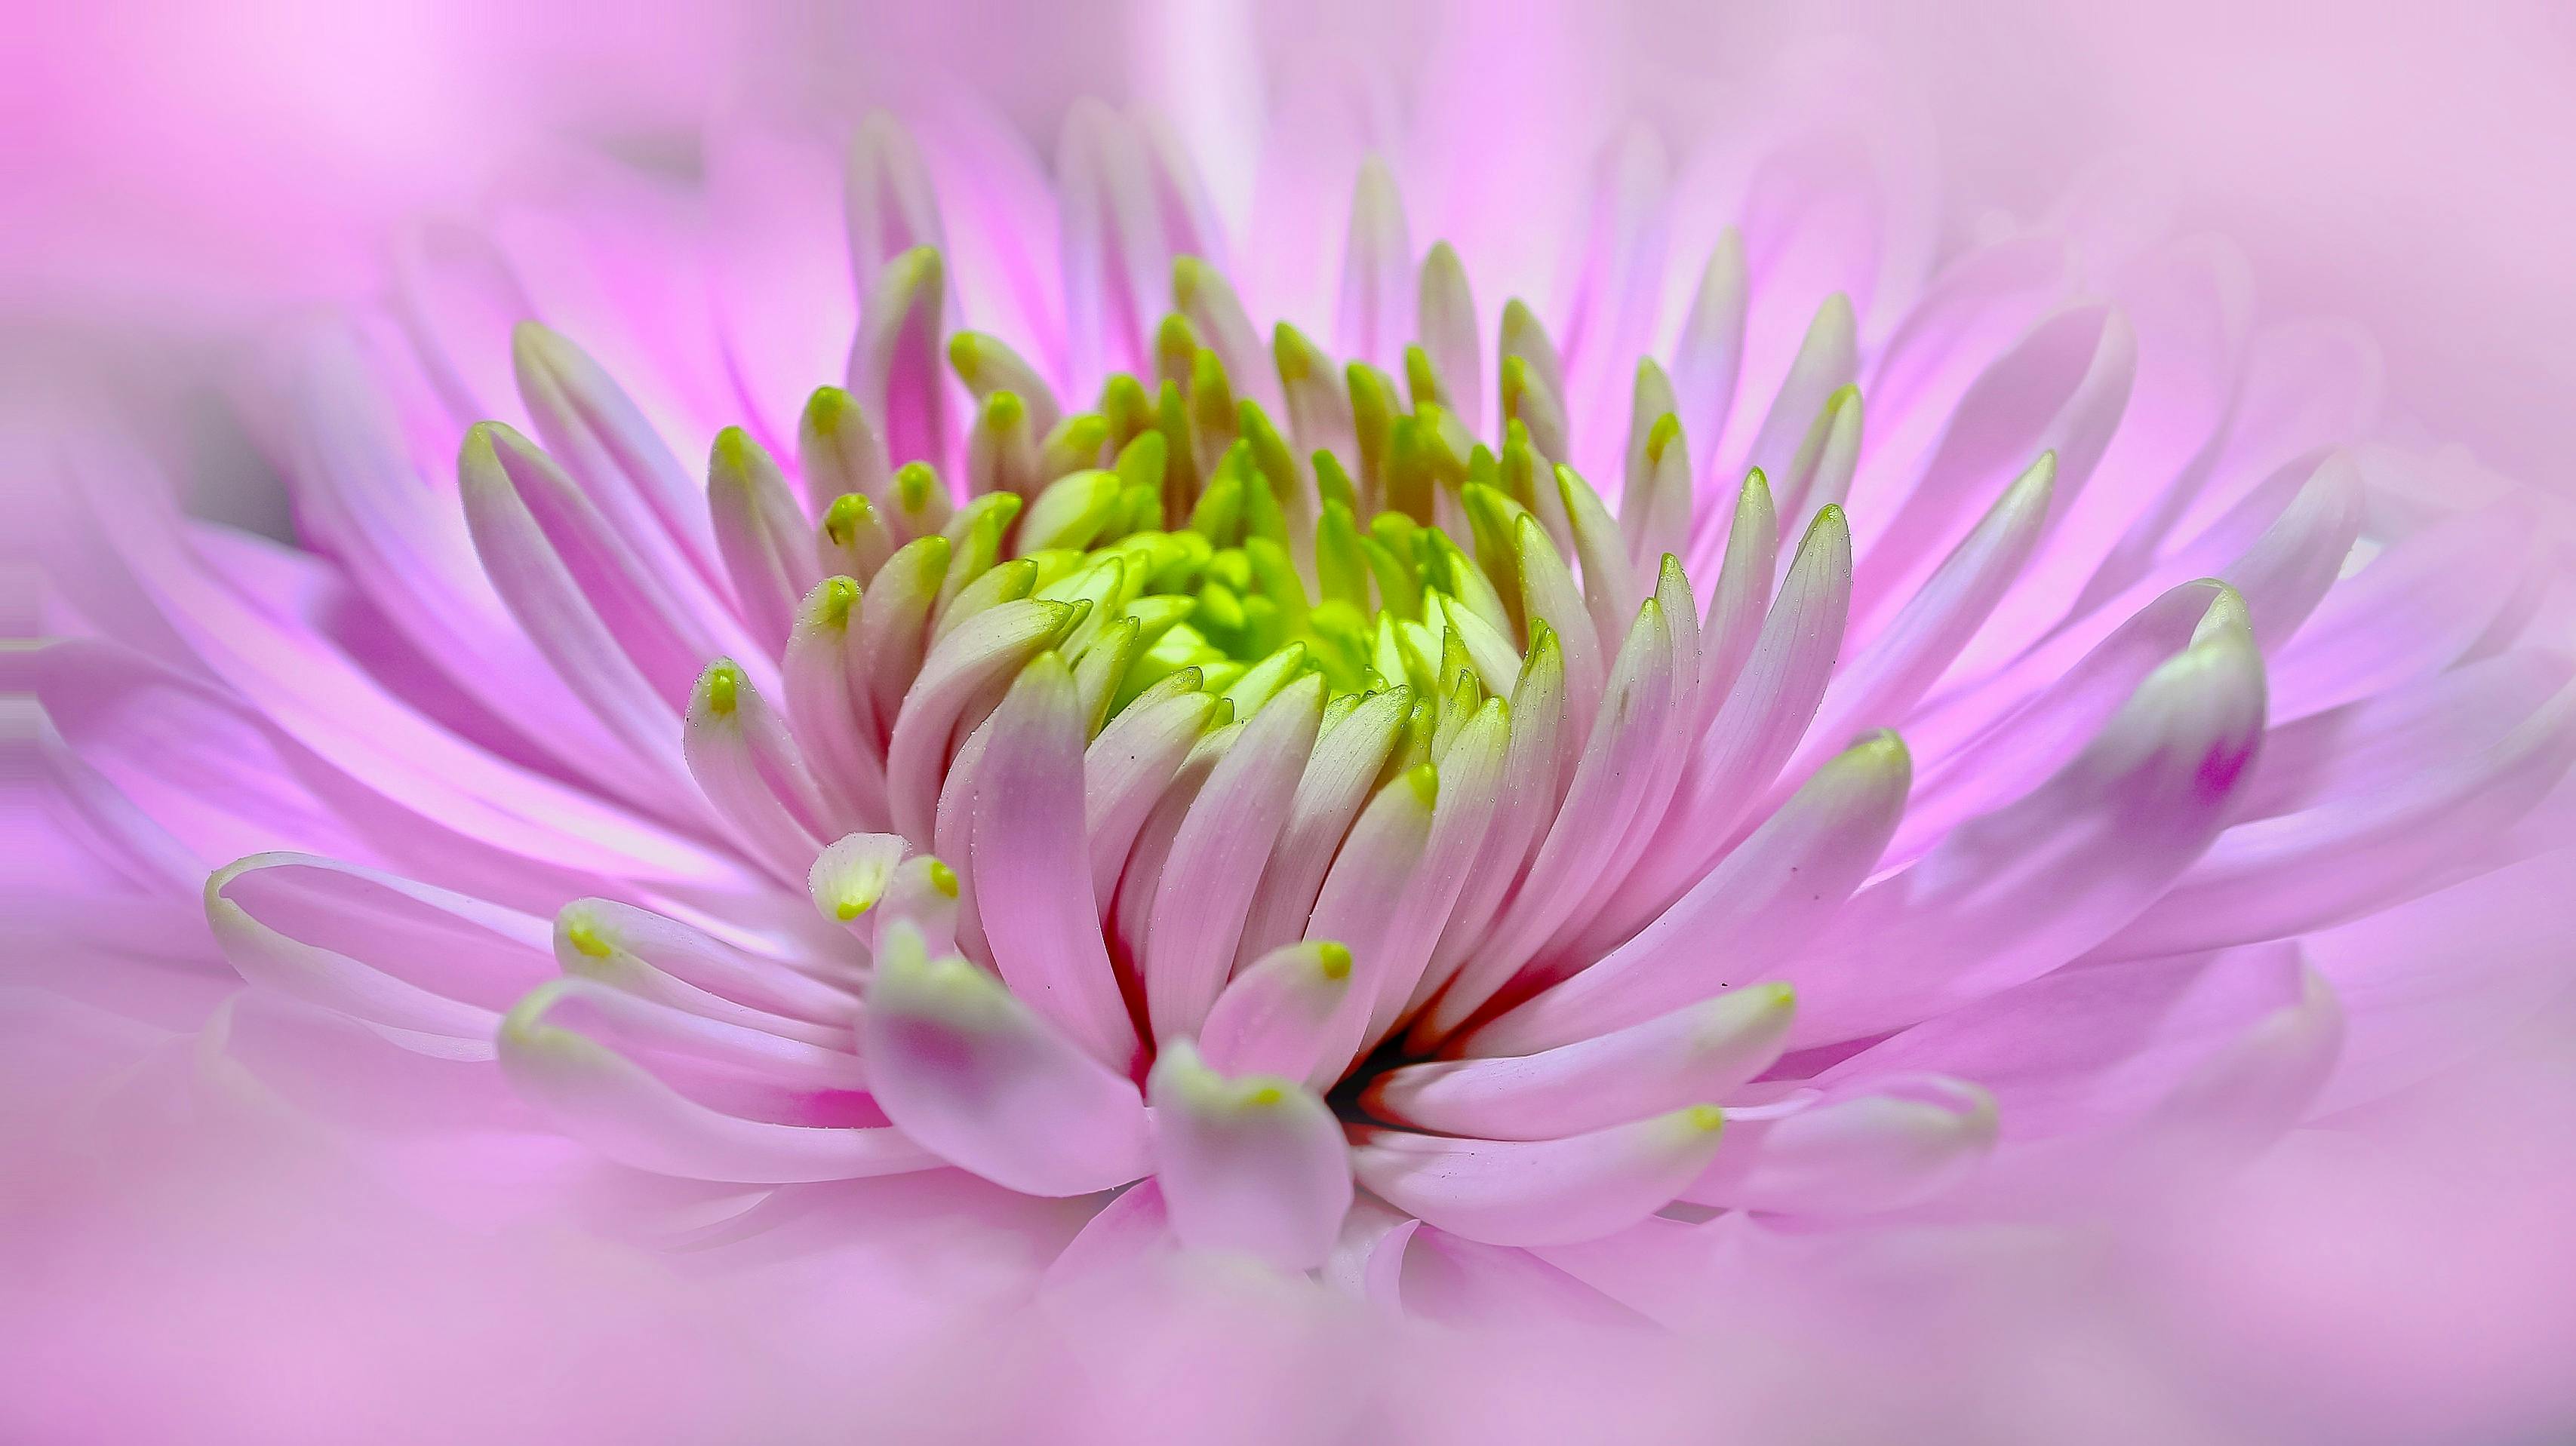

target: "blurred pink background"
[6,0,2573,488]
[7,5,2576,1440]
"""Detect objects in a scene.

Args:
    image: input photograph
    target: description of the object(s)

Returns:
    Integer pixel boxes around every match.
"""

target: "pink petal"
[1788,589,2267,1045]
[1147,1041,1352,1271]
[206,852,553,1058]
[1336,158,1413,371]
[499,978,929,1183]
[1368,984,1794,1141]
[2304,846,2576,1113]
[2267,504,2535,722]
[1084,681,1225,908]
[510,320,729,589]
[862,924,1150,1197]
[1821,942,2317,1142]
[970,653,1142,1073]
[557,896,859,1031]
[1472,730,1908,1056]
[844,111,948,297]
[455,421,693,784]
[845,246,950,469]
[705,428,822,655]
[1666,228,1748,478]
[1349,1107,1729,1247]
[883,597,1073,843]
[1680,1076,1996,1217]
[1235,686,1410,964]
[681,659,832,882]
[1197,941,1357,1082]
[1144,674,1324,1041]
[1044,1180,1173,1290]
[2107,676,2576,956]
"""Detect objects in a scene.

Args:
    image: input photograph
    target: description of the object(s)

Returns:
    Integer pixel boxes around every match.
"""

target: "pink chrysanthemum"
[20,97,2574,1301]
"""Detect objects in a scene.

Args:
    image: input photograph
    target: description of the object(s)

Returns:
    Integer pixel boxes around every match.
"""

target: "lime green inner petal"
[991,348,1535,719]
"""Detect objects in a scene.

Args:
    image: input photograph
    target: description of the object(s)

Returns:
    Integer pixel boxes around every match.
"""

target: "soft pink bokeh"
[7,3,2575,1441]
[8,0,2574,481]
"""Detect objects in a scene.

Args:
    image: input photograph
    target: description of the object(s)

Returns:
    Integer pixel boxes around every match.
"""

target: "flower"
[20,94,2576,1310]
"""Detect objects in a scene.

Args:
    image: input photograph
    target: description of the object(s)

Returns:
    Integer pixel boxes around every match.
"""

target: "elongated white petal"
[1784,452,2055,784]
[1855,304,2133,628]
[947,330,1062,438]
[798,384,893,514]
[806,831,908,929]
[1427,631,1566,981]
[1735,293,1856,496]
[1500,301,1569,463]
[871,854,961,962]
[781,578,890,831]
[1173,256,1277,416]
[1415,603,1677,1042]
[1371,700,1511,1046]
[1516,513,1606,736]
[1553,466,1641,654]
[1085,682,1224,905]
[1299,764,1440,1085]
[1570,505,1850,962]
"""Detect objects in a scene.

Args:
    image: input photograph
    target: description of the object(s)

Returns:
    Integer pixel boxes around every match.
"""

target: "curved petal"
[1144,674,1325,1040]
[1350,1107,1728,1248]
[499,978,930,1184]
[970,653,1141,1072]
[1368,984,1794,1141]
[1197,941,1356,1082]
[1680,1076,1997,1217]
[862,926,1149,1198]
[205,852,552,1058]
[1147,1041,1351,1271]
[1789,589,2267,1045]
